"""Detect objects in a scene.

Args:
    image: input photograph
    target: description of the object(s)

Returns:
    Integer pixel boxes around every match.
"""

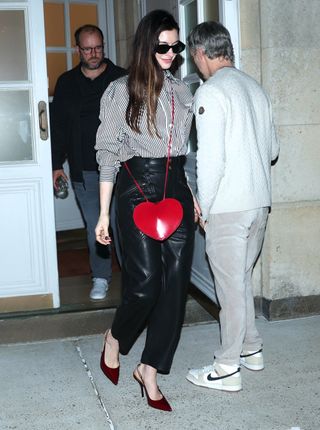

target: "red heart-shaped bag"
[125,85,184,241]
[133,198,183,241]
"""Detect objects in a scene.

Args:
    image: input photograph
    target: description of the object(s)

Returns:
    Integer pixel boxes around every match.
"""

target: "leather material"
[112,156,195,373]
[133,198,183,241]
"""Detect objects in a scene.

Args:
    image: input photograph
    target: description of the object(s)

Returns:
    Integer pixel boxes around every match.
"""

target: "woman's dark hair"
[187,21,234,63]
[126,10,180,135]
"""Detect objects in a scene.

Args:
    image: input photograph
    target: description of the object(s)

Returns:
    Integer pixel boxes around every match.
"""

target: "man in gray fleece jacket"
[186,21,279,392]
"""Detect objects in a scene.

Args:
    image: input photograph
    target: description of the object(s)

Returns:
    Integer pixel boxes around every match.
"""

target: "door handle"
[38,100,48,140]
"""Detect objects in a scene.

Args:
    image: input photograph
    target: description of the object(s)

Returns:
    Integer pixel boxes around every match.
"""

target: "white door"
[0,0,59,311]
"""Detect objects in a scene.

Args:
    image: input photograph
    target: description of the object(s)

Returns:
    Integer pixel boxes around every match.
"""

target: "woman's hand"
[95,213,112,245]
[96,181,114,245]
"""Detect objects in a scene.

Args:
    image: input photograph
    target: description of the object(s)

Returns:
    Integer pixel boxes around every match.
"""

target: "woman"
[95,10,199,411]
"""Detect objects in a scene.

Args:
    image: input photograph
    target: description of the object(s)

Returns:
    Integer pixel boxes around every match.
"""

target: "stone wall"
[241,0,320,319]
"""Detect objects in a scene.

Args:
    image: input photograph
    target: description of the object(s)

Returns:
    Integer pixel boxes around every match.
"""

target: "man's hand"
[199,217,207,230]
[193,196,202,223]
[53,169,68,190]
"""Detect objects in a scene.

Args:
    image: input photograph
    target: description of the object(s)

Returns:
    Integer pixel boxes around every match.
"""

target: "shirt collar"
[164,69,180,84]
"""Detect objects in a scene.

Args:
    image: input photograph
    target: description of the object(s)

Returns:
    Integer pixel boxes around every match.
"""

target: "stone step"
[0,291,217,344]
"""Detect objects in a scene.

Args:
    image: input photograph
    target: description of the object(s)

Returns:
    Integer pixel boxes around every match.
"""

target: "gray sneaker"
[90,278,109,300]
[186,363,242,392]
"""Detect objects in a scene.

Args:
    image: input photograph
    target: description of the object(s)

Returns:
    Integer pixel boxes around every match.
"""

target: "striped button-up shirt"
[95,70,193,182]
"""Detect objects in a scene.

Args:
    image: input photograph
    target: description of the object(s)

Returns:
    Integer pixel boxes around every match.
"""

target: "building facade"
[0,0,319,320]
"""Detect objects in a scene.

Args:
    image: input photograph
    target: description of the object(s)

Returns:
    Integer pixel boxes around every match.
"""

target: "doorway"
[44,0,122,312]
[178,0,240,303]
[56,229,121,312]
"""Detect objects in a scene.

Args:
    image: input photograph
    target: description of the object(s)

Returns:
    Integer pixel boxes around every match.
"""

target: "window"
[44,0,114,97]
[179,0,240,153]
[179,0,240,86]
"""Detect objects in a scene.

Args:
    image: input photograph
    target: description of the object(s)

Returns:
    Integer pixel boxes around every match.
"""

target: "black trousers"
[112,156,195,374]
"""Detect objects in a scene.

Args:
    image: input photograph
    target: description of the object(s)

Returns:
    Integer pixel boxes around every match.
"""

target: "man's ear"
[197,48,206,60]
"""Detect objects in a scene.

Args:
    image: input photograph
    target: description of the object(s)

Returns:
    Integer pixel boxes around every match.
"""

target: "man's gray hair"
[187,21,234,63]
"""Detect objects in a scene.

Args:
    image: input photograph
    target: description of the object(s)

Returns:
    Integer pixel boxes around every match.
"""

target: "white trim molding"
[220,0,240,68]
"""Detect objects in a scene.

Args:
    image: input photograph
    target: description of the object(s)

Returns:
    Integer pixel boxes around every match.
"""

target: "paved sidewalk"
[1,315,319,430]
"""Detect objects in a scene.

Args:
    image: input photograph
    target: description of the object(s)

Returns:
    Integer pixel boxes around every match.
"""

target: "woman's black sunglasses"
[154,41,185,54]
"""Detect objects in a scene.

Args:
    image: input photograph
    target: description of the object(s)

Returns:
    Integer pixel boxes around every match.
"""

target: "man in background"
[186,21,279,391]
[51,24,126,300]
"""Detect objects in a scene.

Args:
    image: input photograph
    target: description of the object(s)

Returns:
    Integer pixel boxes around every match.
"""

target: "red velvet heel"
[100,331,120,385]
[133,366,172,412]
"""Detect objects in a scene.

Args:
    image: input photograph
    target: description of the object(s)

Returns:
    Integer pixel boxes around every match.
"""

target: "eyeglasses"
[154,41,185,54]
[78,45,104,54]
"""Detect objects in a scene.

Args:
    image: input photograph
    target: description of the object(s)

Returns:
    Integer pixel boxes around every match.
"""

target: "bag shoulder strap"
[124,162,149,202]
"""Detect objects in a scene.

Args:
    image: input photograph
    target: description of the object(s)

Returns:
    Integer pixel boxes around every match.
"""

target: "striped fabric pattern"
[95,71,193,182]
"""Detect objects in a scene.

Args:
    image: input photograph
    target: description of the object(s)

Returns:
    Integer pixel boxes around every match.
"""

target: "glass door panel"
[0,10,28,80]
[0,8,32,163]
[0,90,32,162]
[46,53,67,97]
[69,3,98,43]
[44,3,66,46]
[204,0,219,21]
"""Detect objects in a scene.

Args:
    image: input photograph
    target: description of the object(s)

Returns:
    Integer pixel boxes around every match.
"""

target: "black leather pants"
[112,156,195,374]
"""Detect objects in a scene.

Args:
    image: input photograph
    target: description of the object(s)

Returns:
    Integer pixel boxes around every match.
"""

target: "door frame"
[178,0,241,302]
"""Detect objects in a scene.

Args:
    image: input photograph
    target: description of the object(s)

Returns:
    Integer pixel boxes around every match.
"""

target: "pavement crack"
[75,341,115,430]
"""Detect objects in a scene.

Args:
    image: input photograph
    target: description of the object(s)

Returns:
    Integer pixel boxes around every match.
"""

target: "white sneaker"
[240,349,264,371]
[90,278,109,300]
[186,363,242,392]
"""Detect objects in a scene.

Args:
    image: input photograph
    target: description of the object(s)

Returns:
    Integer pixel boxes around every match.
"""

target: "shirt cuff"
[99,165,117,183]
